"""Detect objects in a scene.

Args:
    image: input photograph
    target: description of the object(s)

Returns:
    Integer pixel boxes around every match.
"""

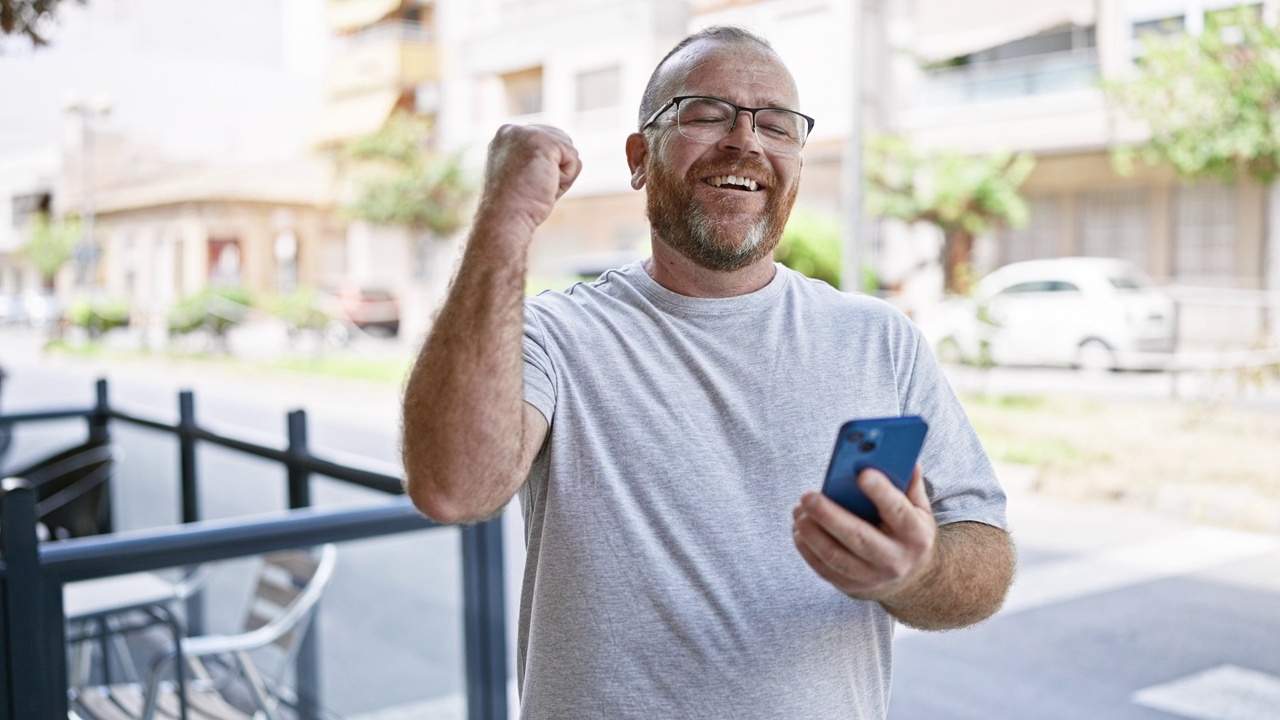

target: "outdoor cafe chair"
[73,543,339,720]
[0,435,115,542]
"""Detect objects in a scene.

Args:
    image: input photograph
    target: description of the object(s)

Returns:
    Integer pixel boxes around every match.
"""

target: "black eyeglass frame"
[640,95,816,150]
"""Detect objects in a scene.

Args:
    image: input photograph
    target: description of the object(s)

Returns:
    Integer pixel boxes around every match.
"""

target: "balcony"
[917,48,1100,107]
[327,21,440,99]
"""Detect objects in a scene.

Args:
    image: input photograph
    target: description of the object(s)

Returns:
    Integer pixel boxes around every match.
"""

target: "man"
[402,26,1015,718]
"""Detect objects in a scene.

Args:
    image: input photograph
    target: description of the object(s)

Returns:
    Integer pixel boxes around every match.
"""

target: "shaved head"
[638,26,780,130]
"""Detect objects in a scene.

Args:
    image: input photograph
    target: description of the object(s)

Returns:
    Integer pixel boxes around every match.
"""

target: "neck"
[643,239,777,298]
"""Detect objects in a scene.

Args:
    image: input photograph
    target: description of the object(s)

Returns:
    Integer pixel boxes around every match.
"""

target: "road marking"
[1132,665,1280,720]
[897,526,1277,638]
[1000,527,1278,616]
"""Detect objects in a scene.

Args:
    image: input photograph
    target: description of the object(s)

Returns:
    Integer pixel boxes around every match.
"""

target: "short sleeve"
[523,301,557,425]
[900,333,1007,530]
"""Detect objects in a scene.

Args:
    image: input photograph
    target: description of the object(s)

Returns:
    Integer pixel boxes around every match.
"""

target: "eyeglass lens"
[675,97,808,151]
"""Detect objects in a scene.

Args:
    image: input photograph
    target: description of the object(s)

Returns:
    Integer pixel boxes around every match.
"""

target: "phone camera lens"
[860,441,876,453]
[849,431,864,442]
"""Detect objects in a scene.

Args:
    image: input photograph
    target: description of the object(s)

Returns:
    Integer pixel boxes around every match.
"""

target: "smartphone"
[820,415,928,525]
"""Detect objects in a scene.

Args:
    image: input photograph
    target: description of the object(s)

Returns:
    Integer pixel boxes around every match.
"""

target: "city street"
[2,327,1279,719]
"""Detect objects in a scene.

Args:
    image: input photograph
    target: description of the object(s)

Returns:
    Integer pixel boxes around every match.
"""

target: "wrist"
[875,538,939,612]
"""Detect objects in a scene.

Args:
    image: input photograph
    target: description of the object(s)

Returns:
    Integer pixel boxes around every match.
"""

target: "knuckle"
[821,545,843,569]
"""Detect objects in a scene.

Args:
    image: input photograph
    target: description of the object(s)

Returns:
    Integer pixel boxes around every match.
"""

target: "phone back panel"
[821,415,928,525]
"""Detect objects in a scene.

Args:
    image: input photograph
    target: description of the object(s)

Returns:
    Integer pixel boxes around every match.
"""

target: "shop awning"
[913,0,1096,61]
[327,0,401,33]
[311,90,402,147]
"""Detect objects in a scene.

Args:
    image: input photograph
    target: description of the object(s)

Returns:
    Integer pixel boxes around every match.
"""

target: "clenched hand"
[792,464,937,603]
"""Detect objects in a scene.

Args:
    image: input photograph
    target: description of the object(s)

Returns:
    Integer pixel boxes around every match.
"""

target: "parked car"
[317,285,401,339]
[922,257,1178,371]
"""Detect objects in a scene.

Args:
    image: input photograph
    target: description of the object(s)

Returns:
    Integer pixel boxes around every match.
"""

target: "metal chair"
[1,436,114,542]
[74,544,339,720]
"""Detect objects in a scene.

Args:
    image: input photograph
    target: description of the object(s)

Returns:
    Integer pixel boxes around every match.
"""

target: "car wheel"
[1075,339,1116,373]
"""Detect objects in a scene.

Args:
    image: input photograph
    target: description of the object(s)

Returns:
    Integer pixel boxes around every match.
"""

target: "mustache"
[685,156,778,189]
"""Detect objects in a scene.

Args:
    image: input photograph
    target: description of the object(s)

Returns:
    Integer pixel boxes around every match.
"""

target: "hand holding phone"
[820,415,928,525]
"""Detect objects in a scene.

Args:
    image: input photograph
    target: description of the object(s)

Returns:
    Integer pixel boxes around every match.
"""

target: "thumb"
[906,463,930,511]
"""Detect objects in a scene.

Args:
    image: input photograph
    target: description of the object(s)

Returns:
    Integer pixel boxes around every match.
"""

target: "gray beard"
[647,184,782,272]
[682,204,771,271]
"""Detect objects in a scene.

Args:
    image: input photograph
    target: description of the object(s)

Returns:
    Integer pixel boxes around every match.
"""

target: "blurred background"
[2,1,1280,719]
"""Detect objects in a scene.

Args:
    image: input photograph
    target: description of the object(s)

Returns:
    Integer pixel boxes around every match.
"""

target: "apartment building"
[0,149,61,296]
[432,0,689,276]
[315,0,442,146]
[906,0,1279,294]
[432,0,913,285]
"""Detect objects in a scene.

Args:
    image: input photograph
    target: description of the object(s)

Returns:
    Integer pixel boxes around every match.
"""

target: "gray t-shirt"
[520,262,1004,719]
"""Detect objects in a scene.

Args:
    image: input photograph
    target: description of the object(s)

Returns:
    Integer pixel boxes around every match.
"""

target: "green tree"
[1,0,85,45]
[864,134,1035,294]
[344,113,473,239]
[22,213,80,289]
[777,208,843,287]
[1106,7,1280,184]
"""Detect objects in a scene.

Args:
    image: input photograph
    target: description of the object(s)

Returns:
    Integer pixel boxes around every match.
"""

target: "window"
[1002,196,1060,264]
[576,65,621,113]
[502,66,543,116]
[1132,15,1185,59]
[1174,183,1237,285]
[208,238,242,287]
[999,281,1053,295]
[11,192,51,230]
[1081,189,1150,271]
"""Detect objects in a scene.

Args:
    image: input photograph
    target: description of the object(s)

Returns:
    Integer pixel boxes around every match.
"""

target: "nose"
[718,109,764,155]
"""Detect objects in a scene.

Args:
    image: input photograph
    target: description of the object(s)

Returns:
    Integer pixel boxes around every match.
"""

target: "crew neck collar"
[624,260,790,314]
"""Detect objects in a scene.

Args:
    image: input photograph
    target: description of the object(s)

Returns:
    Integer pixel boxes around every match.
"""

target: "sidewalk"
[1,325,408,431]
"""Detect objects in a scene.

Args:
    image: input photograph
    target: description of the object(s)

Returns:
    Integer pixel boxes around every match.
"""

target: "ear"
[625,133,648,190]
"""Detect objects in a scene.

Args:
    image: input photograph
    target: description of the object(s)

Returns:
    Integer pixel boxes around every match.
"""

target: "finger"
[905,463,930,511]
[556,148,583,199]
[798,491,896,563]
[860,468,919,534]
[793,523,874,588]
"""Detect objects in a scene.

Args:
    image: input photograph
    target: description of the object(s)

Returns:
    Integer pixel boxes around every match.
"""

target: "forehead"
[664,40,799,109]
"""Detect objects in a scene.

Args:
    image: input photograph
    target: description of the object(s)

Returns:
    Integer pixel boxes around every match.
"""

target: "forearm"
[401,223,532,524]
[879,521,1016,631]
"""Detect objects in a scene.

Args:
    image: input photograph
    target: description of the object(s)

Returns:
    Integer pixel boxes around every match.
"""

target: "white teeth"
[710,175,759,191]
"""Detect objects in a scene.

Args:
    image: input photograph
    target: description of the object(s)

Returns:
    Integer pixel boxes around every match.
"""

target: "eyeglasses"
[641,95,815,154]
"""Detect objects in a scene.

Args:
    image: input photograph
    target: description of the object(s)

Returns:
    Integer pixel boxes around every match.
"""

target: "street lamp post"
[63,93,112,291]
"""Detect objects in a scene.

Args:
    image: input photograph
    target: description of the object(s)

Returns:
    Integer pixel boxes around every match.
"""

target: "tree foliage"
[1107,7,1280,185]
[0,0,84,45]
[864,134,1035,293]
[777,208,842,287]
[344,113,473,237]
[22,213,80,287]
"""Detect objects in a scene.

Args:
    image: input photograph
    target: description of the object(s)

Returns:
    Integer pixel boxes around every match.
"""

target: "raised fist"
[477,124,583,238]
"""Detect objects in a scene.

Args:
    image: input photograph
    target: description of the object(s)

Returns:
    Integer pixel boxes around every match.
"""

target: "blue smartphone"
[820,415,929,525]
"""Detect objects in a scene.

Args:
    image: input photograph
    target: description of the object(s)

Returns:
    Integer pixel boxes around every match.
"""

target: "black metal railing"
[0,379,508,720]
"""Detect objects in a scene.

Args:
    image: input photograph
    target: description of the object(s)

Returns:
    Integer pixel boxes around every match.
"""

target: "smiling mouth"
[706,175,761,192]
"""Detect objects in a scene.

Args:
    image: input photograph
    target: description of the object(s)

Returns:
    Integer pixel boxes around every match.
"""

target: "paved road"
[4,327,1279,719]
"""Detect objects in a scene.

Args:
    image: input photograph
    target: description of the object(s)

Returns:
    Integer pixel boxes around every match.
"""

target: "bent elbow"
[403,467,511,525]
[405,470,468,525]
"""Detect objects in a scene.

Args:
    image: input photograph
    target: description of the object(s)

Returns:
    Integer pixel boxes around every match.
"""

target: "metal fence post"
[286,409,320,720]
[90,379,114,535]
[0,479,57,719]
[177,390,205,636]
[462,518,508,720]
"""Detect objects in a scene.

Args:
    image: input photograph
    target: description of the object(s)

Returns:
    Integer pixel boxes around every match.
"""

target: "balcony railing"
[336,19,433,48]
[0,379,508,720]
[918,48,1100,107]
